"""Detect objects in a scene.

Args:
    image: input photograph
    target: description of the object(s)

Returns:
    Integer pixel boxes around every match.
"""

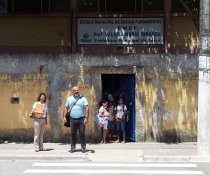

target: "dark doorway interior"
[101,74,135,141]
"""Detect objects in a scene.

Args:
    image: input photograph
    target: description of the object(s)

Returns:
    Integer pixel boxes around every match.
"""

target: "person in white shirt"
[114,97,128,143]
[31,93,48,152]
[98,100,109,143]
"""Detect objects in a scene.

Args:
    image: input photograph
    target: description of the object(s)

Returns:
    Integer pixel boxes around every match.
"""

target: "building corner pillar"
[198,0,210,154]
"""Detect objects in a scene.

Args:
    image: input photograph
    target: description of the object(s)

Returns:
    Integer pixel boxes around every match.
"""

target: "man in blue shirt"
[63,86,89,153]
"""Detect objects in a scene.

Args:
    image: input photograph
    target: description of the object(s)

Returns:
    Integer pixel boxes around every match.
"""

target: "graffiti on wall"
[199,55,210,82]
[201,36,210,50]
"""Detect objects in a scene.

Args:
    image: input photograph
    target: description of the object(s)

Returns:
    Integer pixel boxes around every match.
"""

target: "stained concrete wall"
[0,53,198,143]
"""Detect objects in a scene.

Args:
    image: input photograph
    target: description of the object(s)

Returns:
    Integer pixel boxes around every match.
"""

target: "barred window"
[1,0,71,13]
[77,0,164,13]
[77,0,98,12]
[172,0,199,13]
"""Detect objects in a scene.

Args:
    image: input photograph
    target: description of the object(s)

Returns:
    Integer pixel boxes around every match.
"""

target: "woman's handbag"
[28,112,34,119]
[64,112,70,127]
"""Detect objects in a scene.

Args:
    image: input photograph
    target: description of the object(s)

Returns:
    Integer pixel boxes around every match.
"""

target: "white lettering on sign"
[77,18,164,45]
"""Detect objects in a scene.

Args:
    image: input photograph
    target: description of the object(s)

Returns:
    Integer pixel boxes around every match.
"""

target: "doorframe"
[91,66,145,142]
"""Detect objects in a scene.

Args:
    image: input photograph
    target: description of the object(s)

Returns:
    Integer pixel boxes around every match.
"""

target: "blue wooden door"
[102,74,135,141]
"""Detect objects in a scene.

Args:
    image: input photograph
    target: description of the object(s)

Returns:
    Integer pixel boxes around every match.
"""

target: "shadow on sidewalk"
[87,149,95,153]
[40,148,54,151]
[69,149,95,153]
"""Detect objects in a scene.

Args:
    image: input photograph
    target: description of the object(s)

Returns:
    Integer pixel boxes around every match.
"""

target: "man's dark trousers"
[70,118,86,150]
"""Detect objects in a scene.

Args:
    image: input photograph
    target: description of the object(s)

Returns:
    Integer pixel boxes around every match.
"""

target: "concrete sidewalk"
[0,142,210,162]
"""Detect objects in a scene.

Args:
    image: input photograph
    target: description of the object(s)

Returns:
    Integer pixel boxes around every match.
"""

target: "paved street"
[0,160,208,175]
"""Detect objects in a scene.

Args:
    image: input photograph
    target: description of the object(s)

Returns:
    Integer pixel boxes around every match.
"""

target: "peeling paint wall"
[142,71,197,142]
[137,55,198,142]
[0,54,198,142]
[0,73,48,141]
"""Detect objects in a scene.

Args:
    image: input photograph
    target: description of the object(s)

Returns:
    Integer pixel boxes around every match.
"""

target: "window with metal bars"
[0,0,71,14]
[77,0,165,13]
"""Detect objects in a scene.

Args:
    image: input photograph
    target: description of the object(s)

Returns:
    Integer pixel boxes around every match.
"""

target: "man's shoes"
[69,149,75,153]
[69,147,75,153]
[81,148,86,153]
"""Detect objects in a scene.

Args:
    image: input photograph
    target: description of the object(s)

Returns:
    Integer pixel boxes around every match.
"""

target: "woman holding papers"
[31,93,48,152]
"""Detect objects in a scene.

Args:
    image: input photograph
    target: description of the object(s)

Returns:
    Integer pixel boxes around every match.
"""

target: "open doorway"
[101,74,135,142]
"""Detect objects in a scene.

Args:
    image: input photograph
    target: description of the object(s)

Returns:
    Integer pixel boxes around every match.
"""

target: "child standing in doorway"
[98,100,110,143]
[114,97,128,143]
[107,101,115,142]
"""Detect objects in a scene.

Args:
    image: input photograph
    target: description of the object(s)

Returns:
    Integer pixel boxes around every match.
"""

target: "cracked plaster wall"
[0,53,198,142]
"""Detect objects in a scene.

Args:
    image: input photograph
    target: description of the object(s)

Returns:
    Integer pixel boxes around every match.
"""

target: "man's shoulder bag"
[64,96,83,127]
[64,112,70,127]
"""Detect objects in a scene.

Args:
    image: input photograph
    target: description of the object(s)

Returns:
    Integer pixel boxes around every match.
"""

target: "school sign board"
[77,18,164,45]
